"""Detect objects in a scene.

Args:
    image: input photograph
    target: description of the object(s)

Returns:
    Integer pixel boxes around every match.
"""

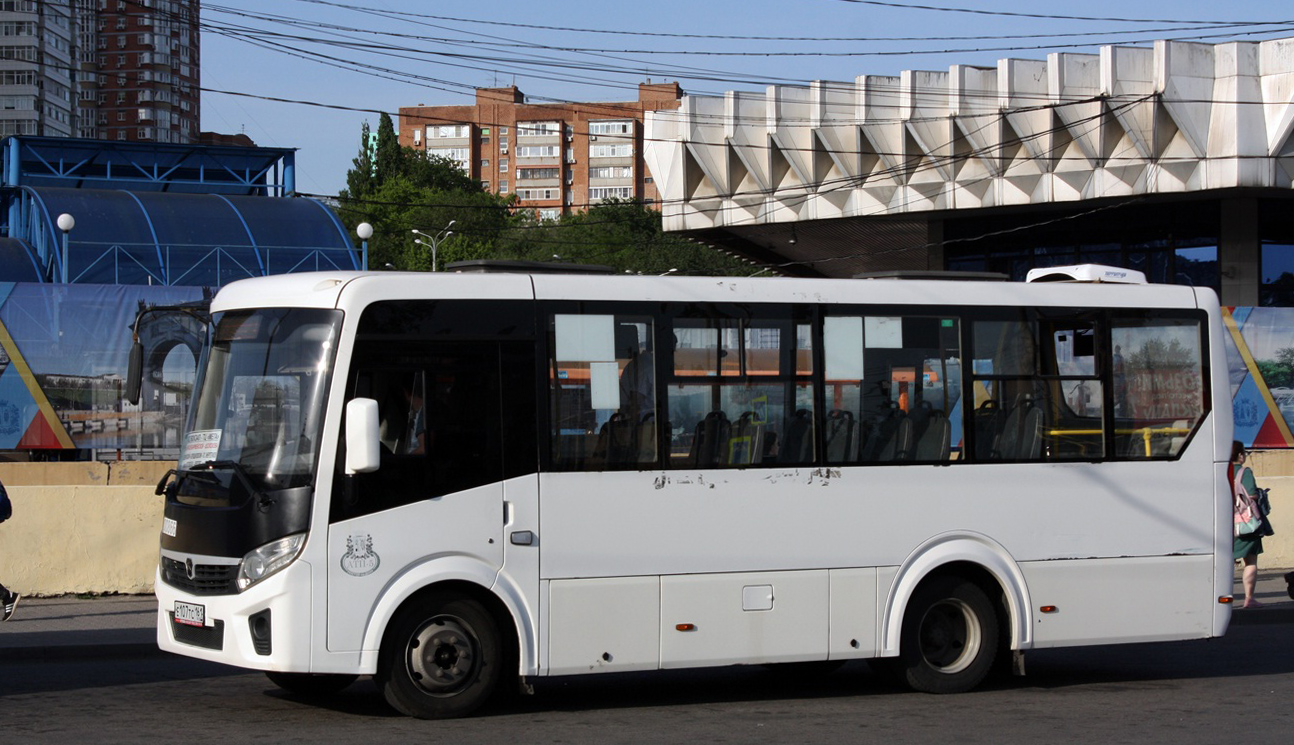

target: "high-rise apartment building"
[1,1,76,137]
[0,0,200,143]
[399,83,682,219]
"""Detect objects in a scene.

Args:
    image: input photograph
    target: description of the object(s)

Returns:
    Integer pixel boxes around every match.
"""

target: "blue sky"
[199,0,1294,197]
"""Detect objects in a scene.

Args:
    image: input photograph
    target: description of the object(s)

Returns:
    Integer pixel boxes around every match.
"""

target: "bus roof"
[208,268,1213,315]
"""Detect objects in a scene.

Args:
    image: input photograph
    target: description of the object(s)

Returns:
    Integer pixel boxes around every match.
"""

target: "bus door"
[326,339,539,652]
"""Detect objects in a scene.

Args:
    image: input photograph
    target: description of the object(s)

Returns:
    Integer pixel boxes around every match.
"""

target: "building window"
[481,159,490,171]
[589,120,633,136]
[499,158,509,172]
[589,186,634,202]
[519,167,561,180]
[429,124,470,139]
[518,121,559,137]
[517,188,558,201]
[516,145,559,158]
[427,147,471,174]
[1261,242,1294,306]
[590,166,633,179]
[590,143,634,158]
[499,181,509,194]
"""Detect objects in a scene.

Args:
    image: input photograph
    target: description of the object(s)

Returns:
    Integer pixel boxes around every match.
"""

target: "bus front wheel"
[893,576,998,694]
[376,592,503,719]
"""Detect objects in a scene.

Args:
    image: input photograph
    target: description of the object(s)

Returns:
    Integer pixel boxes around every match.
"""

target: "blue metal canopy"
[0,136,359,286]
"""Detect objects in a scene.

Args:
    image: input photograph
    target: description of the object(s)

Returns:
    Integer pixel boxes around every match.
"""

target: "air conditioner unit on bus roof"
[1025,264,1147,284]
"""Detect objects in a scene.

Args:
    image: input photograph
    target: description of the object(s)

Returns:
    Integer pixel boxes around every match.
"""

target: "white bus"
[154,264,1234,719]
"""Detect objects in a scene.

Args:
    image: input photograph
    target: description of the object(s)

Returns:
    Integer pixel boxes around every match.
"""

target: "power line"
[832,0,1278,25]
[200,2,1294,106]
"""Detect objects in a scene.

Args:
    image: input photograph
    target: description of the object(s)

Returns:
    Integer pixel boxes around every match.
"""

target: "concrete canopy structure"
[646,37,1294,304]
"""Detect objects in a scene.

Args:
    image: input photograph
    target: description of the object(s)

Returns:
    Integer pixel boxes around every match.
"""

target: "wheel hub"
[408,616,479,695]
[918,598,981,674]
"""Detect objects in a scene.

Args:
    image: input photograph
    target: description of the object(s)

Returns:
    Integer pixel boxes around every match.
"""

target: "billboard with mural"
[0,282,205,453]
[1225,307,1294,448]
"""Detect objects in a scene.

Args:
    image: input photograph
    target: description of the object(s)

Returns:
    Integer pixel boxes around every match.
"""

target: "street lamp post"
[356,222,373,271]
[411,220,456,272]
[57,213,75,284]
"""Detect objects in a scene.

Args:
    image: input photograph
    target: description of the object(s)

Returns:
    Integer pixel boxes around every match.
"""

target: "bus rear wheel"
[376,592,502,719]
[894,576,998,694]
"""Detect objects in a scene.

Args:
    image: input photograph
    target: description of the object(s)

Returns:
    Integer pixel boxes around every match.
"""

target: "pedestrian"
[1232,441,1265,609]
[0,476,18,622]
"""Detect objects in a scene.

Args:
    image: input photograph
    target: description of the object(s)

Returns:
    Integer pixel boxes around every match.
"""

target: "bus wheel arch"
[374,581,518,719]
[361,559,535,679]
[881,535,1031,691]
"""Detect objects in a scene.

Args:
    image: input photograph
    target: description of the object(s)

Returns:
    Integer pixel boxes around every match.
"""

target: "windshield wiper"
[190,460,275,511]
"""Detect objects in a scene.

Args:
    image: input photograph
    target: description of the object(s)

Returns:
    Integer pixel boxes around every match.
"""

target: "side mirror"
[345,398,381,474]
[125,338,143,405]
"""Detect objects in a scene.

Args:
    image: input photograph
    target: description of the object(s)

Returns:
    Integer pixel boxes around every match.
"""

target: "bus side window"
[666,311,814,469]
[549,313,657,470]
[333,345,518,521]
[824,314,961,464]
[1111,317,1205,458]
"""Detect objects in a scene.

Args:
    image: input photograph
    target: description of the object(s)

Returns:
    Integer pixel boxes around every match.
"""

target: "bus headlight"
[237,534,306,591]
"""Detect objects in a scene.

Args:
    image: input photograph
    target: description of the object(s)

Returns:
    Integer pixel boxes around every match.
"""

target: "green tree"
[372,113,403,191]
[337,120,753,275]
[343,120,375,199]
[1276,347,1294,388]
[496,199,753,276]
[338,114,516,270]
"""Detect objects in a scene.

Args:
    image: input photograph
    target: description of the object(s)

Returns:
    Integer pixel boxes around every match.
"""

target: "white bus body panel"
[547,576,661,675]
[1021,555,1216,647]
[659,570,829,668]
[325,482,505,652]
[1200,288,1237,636]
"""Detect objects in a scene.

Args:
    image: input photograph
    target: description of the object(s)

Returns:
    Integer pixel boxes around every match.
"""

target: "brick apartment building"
[0,0,200,144]
[398,82,682,219]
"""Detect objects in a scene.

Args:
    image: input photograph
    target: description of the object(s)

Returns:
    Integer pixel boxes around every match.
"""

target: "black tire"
[375,592,503,719]
[893,576,999,694]
[264,671,358,697]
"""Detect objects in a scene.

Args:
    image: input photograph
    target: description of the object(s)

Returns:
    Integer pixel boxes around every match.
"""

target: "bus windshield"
[178,308,341,499]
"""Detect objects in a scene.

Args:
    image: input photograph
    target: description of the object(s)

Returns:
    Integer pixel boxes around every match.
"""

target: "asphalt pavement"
[2,568,1292,664]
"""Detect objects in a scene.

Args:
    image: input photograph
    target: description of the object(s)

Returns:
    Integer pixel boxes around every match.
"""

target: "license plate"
[174,601,206,628]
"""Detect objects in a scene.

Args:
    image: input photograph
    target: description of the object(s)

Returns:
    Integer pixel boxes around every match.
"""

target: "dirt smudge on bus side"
[659,474,717,489]
[760,469,842,487]
[812,468,842,481]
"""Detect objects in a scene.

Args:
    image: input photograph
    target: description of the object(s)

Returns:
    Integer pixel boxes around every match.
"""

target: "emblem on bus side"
[341,534,380,577]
